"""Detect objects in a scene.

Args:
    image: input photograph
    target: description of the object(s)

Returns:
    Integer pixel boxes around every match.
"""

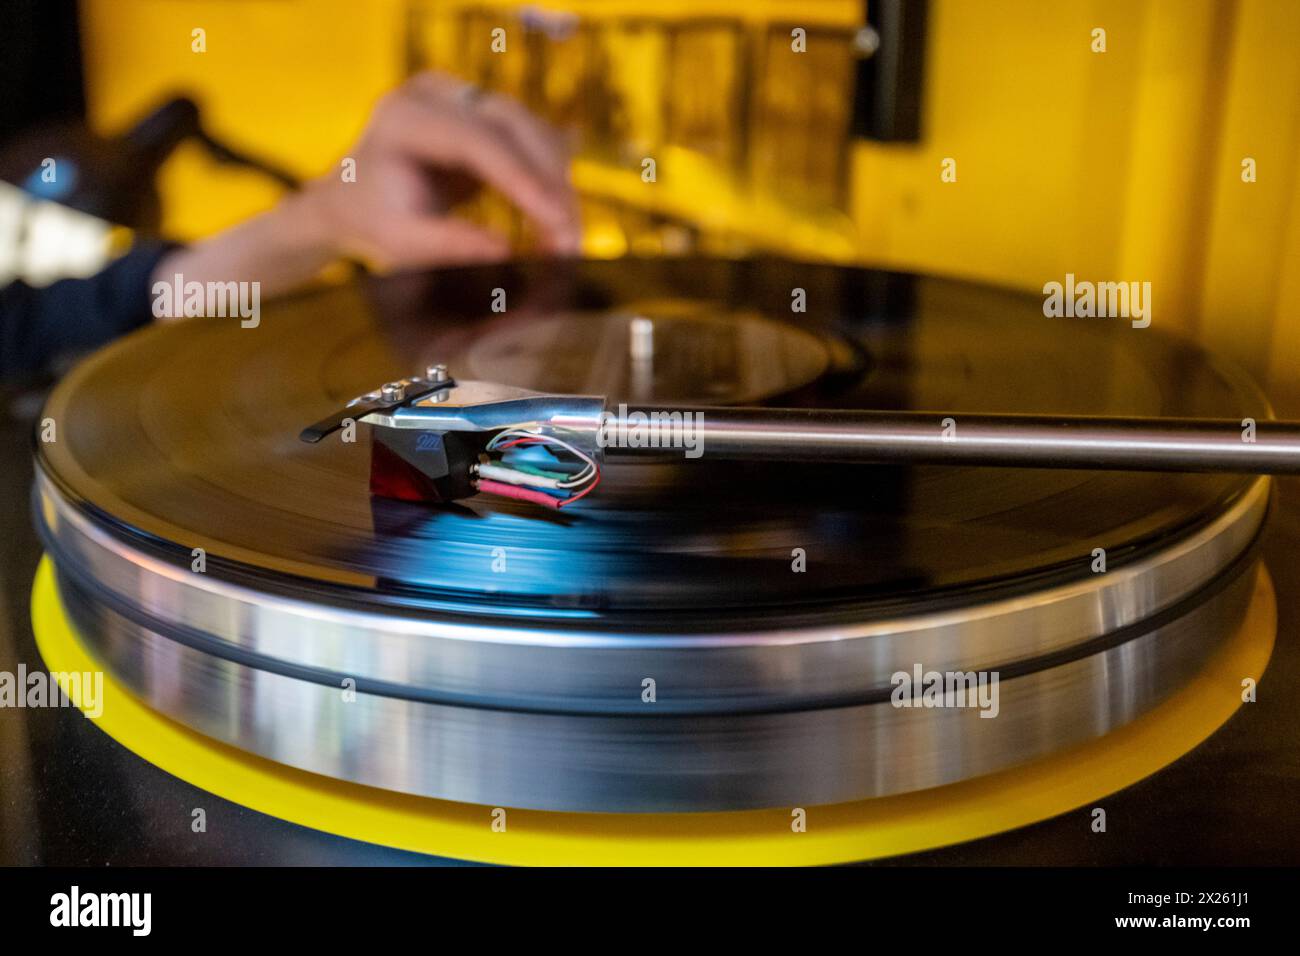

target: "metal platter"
[33,257,1273,812]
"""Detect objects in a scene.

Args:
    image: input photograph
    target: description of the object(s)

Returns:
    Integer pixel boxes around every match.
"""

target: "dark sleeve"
[0,240,179,381]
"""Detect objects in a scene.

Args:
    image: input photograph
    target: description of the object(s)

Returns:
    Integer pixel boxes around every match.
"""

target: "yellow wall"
[81,0,408,237]
[79,0,1300,404]
[851,0,1300,403]
[1198,0,1300,406]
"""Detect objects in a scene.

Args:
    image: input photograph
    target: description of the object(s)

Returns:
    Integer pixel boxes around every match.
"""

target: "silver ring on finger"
[455,82,486,113]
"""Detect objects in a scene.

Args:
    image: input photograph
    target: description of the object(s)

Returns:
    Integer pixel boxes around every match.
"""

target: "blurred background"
[2,0,1299,406]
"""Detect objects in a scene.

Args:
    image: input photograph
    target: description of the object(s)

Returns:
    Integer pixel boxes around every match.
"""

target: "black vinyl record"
[37,257,1266,626]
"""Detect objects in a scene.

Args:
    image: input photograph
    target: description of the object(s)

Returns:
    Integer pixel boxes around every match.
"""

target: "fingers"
[475,94,581,254]
[363,217,511,271]
[473,91,569,187]
[377,75,581,254]
[408,70,569,181]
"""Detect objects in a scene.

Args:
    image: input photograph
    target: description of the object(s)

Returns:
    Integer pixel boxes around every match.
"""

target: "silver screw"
[426,363,449,383]
[380,381,406,402]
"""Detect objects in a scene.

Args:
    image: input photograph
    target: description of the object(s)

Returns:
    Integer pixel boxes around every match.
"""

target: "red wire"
[556,469,601,507]
[476,478,563,509]
[489,434,601,508]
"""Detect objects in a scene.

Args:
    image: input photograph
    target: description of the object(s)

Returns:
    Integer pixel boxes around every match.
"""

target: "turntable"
[28,257,1289,865]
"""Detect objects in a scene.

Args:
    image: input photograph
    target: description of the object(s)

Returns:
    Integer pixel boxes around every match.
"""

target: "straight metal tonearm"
[301,371,1300,484]
[599,405,1300,474]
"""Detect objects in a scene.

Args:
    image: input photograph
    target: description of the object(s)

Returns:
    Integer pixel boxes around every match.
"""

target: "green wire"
[507,461,569,481]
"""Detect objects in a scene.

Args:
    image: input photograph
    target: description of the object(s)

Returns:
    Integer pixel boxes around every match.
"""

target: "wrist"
[271,182,343,262]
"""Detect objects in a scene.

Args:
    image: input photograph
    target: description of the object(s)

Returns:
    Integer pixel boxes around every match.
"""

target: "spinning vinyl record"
[35,257,1269,811]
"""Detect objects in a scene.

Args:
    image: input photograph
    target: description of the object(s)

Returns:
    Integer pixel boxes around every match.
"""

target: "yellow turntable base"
[31,557,1275,866]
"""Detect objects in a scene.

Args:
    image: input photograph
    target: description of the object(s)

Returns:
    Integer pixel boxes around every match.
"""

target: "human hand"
[294,72,581,269]
[152,73,579,308]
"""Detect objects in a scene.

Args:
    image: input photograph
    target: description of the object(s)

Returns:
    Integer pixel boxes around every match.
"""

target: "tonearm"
[301,363,1300,508]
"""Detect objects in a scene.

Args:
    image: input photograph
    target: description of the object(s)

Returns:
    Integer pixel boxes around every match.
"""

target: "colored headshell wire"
[477,428,601,508]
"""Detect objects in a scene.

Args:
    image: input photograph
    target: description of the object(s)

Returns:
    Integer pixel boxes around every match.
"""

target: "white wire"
[477,462,564,489]
[487,428,598,490]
